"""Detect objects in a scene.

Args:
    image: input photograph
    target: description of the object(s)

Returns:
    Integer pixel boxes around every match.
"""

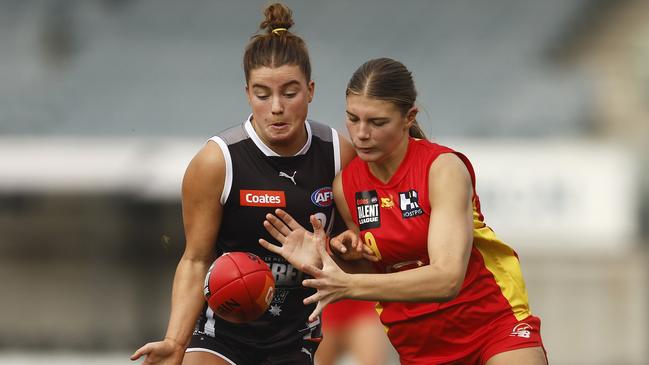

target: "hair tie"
[272,28,288,35]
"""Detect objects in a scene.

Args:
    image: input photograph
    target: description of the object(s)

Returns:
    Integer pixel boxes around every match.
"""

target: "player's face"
[345,94,414,164]
[246,65,314,155]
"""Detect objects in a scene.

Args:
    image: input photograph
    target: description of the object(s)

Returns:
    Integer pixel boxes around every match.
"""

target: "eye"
[346,114,359,123]
[255,94,270,100]
[284,92,297,98]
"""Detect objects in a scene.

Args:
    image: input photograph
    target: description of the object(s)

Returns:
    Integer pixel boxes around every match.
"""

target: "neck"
[251,119,308,156]
[367,137,410,183]
[267,133,307,156]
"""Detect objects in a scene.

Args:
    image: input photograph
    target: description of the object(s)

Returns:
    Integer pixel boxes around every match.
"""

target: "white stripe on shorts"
[185,347,237,365]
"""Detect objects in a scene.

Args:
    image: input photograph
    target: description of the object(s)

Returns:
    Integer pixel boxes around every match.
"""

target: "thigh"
[315,331,342,365]
[183,351,235,365]
[263,339,319,365]
[185,333,248,365]
[485,346,547,365]
[346,315,390,365]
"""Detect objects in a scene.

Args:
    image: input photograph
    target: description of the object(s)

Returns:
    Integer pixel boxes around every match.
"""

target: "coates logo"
[311,187,333,207]
[509,322,533,338]
[240,190,286,207]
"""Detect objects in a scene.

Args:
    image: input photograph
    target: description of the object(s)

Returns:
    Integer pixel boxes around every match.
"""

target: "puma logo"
[279,171,297,185]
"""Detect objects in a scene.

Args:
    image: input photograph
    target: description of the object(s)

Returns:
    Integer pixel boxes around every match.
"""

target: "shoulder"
[214,123,249,146]
[307,120,335,142]
[428,153,472,195]
[341,155,365,176]
[183,141,225,191]
[411,138,455,156]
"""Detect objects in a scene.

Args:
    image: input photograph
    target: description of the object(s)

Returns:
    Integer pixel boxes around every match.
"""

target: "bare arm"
[337,130,356,169]
[304,153,474,305]
[131,141,225,364]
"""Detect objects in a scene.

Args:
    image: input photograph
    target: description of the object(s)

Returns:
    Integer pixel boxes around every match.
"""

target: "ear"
[405,106,419,128]
[307,80,315,103]
[245,84,252,105]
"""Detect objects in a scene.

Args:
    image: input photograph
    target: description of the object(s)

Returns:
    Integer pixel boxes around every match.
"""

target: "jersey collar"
[244,114,312,157]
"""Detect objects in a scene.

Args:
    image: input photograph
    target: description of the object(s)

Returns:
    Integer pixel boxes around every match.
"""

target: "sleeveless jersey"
[341,138,532,330]
[194,116,342,349]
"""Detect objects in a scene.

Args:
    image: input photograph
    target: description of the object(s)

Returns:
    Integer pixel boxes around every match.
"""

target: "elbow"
[436,282,461,302]
[431,271,464,303]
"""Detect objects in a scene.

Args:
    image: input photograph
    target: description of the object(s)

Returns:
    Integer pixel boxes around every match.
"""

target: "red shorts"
[387,314,546,365]
[322,299,378,331]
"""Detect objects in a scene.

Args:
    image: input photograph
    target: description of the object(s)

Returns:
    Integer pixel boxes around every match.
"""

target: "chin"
[356,151,380,162]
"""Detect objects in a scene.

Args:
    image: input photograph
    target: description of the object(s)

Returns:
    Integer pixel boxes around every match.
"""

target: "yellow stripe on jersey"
[473,205,531,321]
[374,302,390,333]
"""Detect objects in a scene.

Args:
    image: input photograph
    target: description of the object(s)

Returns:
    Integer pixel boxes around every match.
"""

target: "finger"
[329,237,347,254]
[262,220,286,244]
[302,290,321,305]
[308,300,326,322]
[355,240,364,252]
[130,344,150,360]
[259,239,282,255]
[362,253,380,262]
[275,209,304,231]
[310,215,324,236]
[264,214,292,238]
[317,237,338,267]
[312,228,329,257]
[301,263,322,278]
[361,244,375,256]
[302,278,326,290]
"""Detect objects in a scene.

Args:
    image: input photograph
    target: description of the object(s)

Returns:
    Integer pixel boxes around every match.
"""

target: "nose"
[271,95,283,115]
[355,121,370,141]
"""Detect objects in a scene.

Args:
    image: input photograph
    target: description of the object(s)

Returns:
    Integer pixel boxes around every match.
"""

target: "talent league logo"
[240,190,286,207]
[399,189,424,219]
[355,190,380,230]
[311,187,333,207]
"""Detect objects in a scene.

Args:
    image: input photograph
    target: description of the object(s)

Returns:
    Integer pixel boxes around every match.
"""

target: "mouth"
[268,121,290,131]
[356,147,374,154]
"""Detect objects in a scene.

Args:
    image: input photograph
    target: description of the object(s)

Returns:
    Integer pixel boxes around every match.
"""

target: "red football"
[203,252,275,323]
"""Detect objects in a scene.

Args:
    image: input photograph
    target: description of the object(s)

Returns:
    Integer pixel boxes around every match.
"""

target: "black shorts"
[186,332,319,365]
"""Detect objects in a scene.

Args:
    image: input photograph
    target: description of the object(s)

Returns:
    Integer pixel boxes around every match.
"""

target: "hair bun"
[259,3,295,33]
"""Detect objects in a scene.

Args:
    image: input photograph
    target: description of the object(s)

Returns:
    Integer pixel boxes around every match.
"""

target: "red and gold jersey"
[341,138,532,332]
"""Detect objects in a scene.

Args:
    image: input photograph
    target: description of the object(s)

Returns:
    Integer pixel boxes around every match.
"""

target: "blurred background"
[1,0,648,364]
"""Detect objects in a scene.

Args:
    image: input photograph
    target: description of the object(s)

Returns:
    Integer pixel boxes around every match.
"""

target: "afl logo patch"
[311,187,333,207]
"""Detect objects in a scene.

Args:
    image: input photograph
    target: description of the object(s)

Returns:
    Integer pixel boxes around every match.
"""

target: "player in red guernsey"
[261,58,547,365]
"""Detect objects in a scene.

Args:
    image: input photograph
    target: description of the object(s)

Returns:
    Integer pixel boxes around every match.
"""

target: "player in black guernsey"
[187,116,346,363]
[131,3,355,365]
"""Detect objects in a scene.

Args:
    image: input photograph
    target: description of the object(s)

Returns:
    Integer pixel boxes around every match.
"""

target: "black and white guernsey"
[194,116,342,349]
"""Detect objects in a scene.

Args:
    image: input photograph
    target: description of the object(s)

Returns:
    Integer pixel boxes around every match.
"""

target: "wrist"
[341,272,356,299]
[164,336,186,350]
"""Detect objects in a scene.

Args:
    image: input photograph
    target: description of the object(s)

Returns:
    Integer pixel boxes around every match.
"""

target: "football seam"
[210,255,270,294]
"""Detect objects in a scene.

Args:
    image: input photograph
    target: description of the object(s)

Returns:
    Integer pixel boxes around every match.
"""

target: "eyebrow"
[346,110,389,122]
[251,80,301,90]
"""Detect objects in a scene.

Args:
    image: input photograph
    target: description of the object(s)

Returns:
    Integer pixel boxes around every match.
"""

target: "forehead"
[346,94,400,116]
[248,65,307,87]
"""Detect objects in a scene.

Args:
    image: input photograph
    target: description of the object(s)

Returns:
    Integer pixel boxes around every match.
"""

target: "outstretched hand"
[130,338,184,364]
[329,230,379,262]
[260,209,326,270]
[300,235,351,322]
